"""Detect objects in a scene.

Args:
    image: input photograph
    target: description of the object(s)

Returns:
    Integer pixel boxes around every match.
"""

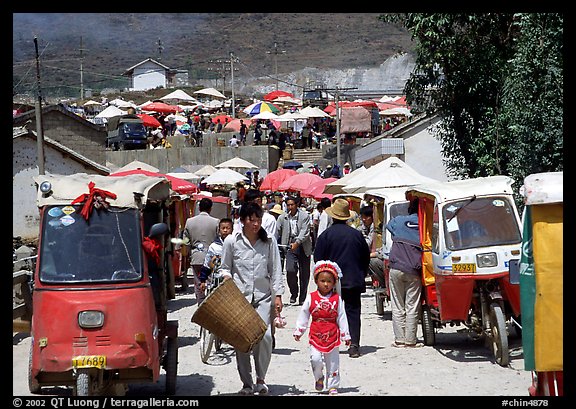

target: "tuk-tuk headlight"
[476,252,497,268]
[78,310,105,329]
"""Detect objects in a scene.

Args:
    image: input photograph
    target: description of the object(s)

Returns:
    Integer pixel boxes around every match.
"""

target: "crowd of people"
[181,188,423,395]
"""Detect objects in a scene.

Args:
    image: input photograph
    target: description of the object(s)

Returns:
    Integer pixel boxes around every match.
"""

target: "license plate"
[72,355,106,369]
[452,263,476,273]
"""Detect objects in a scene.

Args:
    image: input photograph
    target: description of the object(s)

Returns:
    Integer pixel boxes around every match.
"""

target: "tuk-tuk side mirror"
[149,223,169,238]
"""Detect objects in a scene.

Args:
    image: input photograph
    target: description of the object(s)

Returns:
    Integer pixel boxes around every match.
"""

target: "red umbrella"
[278,172,323,193]
[211,114,233,124]
[300,177,337,200]
[263,90,294,101]
[109,169,198,195]
[223,118,243,132]
[141,102,181,114]
[137,113,161,128]
[259,168,298,191]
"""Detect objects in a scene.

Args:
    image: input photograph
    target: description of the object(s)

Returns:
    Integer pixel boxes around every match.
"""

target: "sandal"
[329,388,338,395]
[405,342,424,348]
[392,341,405,348]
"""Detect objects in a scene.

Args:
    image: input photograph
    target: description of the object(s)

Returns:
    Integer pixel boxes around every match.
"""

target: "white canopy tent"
[160,89,199,103]
[299,106,331,118]
[341,157,438,194]
[201,168,248,186]
[194,87,226,99]
[216,157,258,170]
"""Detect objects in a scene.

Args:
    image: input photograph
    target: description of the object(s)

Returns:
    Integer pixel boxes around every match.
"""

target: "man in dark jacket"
[314,198,370,358]
[385,198,423,348]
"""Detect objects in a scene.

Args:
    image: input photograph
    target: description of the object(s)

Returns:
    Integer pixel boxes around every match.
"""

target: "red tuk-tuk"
[28,173,178,395]
[406,176,523,366]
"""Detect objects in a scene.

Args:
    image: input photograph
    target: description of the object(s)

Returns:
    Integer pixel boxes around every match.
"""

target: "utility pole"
[266,42,286,91]
[33,36,45,175]
[230,52,237,118]
[322,86,357,168]
[157,38,164,61]
[79,36,87,100]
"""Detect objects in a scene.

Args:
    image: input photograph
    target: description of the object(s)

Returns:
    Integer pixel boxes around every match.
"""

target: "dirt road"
[13,276,531,397]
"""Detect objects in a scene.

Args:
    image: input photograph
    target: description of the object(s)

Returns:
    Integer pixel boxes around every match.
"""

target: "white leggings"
[310,345,340,390]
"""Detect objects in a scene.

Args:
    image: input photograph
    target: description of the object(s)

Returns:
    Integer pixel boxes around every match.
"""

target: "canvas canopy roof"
[406,175,515,204]
[33,173,170,209]
[160,89,198,102]
[520,172,563,205]
[94,105,126,118]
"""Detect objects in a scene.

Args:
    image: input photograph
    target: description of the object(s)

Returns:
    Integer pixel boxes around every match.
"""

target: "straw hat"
[324,198,350,221]
[269,204,284,215]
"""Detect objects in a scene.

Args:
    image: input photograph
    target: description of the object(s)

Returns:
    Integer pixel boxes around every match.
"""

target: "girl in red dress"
[293,260,351,395]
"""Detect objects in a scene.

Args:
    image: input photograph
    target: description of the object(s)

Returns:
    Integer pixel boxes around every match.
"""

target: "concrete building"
[13,127,110,240]
[13,105,108,166]
[123,58,189,91]
[354,113,449,182]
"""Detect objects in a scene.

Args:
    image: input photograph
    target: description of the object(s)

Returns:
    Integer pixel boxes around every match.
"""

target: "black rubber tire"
[76,369,91,396]
[489,303,509,367]
[165,336,178,395]
[422,305,436,346]
[28,345,40,394]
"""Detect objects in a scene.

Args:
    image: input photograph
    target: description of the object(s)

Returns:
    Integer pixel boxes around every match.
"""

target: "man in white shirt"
[229,134,239,147]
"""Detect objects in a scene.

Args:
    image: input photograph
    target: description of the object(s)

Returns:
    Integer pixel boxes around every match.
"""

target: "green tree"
[380,13,563,190]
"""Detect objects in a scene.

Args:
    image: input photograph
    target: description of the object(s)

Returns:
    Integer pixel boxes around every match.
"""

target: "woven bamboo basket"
[191,278,268,353]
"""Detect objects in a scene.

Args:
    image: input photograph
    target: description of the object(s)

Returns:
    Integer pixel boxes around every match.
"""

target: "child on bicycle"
[293,260,351,395]
[199,218,234,295]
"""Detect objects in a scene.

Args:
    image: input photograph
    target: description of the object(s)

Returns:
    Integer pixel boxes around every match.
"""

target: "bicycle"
[199,266,224,363]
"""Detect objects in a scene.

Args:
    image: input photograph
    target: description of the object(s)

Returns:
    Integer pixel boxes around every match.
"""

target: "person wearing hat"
[313,198,370,358]
[343,162,352,175]
[322,164,333,179]
[293,260,351,395]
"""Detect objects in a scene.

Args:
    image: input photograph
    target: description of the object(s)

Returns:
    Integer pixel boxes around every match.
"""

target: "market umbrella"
[300,177,337,200]
[94,105,126,119]
[201,168,248,186]
[263,90,294,101]
[278,172,323,193]
[223,118,243,132]
[272,95,302,105]
[300,105,331,118]
[114,160,159,173]
[194,87,226,99]
[259,168,298,191]
[194,165,218,177]
[283,160,303,170]
[216,156,258,170]
[251,111,280,120]
[141,102,181,114]
[244,101,280,116]
[212,114,234,124]
[109,169,199,195]
[137,113,161,128]
[160,89,198,103]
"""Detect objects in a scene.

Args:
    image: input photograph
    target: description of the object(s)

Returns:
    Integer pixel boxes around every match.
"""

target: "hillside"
[13,13,414,99]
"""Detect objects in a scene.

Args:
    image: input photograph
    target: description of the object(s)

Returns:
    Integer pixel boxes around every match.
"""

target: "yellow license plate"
[452,263,476,273]
[72,355,106,369]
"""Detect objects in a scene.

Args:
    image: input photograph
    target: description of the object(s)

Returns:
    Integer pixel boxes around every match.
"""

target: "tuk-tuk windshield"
[442,196,521,251]
[38,206,143,284]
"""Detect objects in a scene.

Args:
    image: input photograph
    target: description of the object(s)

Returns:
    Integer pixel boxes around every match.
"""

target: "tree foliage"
[380,13,563,196]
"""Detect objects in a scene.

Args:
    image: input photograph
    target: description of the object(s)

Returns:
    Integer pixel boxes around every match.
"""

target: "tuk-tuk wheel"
[489,303,509,367]
[165,336,178,395]
[28,346,40,394]
[421,305,436,346]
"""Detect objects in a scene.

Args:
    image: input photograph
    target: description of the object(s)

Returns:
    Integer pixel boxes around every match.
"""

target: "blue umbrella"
[283,160,303,169]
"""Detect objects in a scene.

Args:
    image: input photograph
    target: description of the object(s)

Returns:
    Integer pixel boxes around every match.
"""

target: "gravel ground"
[13,271,531,398]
